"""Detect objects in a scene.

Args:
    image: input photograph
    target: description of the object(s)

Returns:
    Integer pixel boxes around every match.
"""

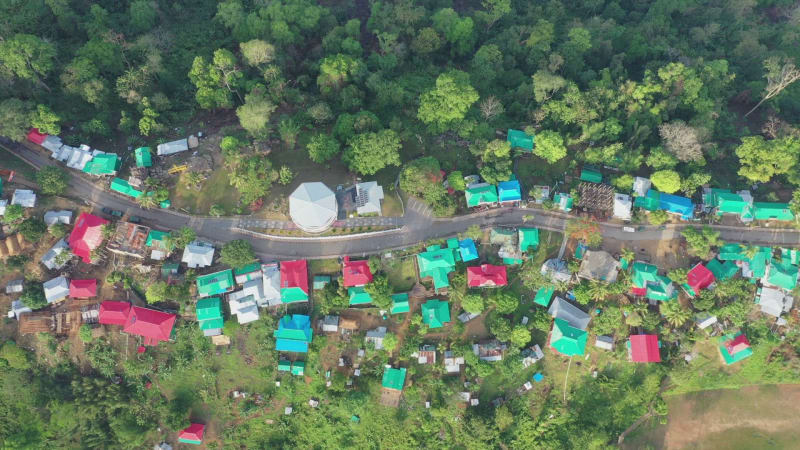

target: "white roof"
[548,297,591,330]
[8,299,32,319]
[541,259,571,283]
[289,182,338,232]
[365,326,387,350]
[41,135,63,154]
[181,241,214,268]
[44,210,73,226]
[695,312,718,329]
[261,263,281,307]
[11,189,36,208]
[43,276,69,304]
[633,177,651,197]
[154,443,173,450]
[595,335,614,350]
[229,297,260,324]
[322,315,339,332]
[578,250,620,283]
[458,312,479,323]
[228,278,264,305]
[157,139,189,156]
[758,287,793,318]
[0,199,6,215]
[355,181,384,215]
[613,193,632,221]
[41,239,70,270]
[6,279,23,293]
[151,249,167,260]
[532,185,550,204]
[66,147,94,170]
[235,266,262,284]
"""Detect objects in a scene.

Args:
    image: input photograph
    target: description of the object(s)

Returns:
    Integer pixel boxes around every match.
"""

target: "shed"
[44,210,72,226]
[157,139,189,156]
[11,189,36,208]
[595,335,614,351]
[507,129,534,151]
[43,276,70,304]
[134,147,152,167]
[580,168,602,184]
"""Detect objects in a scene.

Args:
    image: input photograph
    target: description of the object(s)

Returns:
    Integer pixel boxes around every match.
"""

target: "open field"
[171,167,241,215]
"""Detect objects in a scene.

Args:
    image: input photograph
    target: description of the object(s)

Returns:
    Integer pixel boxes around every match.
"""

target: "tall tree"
[0,34,55,91]
[745,57,800,117]
[343,130,402,175]
[417,70,479,132]
[220,239,256,268]
[533,130,567,164]
[735,136,800,183]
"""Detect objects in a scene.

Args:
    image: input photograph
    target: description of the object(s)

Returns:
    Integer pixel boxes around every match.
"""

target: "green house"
[417,245,457,290]
[313,275,331,290]
[348,286,372,305]
[134,147,152,167]
[767,258,798,290]
[507,128,534,151]
[746,247,771,279]
[549,318,587,356]
[421,299,450,328]
[705,258,739,281]
[465,183,499,207]
[634,189,660,211]
[718,331,753,365]
[534,286,554,307]
[579,168,602,184]
[83,154,119,175]
[196,269,235,297]
[631,262,676,301]
[381,367,407,391]
[717,243,745,261]
[390,293,410,314]
[291,361,305,376]
[196,297,223,335]
[754,202,793,221]
[553,193,573,212]
[278,359,291,372]
[782,248,800,266]
[519,228,539,253]
[110,177,143,199]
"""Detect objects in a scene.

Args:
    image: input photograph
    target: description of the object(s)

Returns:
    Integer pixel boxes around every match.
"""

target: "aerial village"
[1,124,799,447]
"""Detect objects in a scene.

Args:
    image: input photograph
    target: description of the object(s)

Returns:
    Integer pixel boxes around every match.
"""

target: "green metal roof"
[390,293,410,314]
[718,243,745,261]
[278,359,291,371]
[146,230,171,249]
[716,192,749,215]
[782,248,800,266]
[507,128,534,151]
[767,258,798,290]
[534,286,554,307]
[705,259,738,281]
[417,246,456,289]
[160,200,171,208]
[313,275,331,290]
[634,190,660,211]
[234,262,261,276]
[718,332,753,365]
[580,168,602,184]
[549,318,587,356]
[553,193,573,211]
[83,154,119,175]
[110,177,143,198]
[196,297,222,321]
[465,184,499,207]
[421,299,450,328]
[746,248,771,279]
[754,202,794,221]
[348,286,372,305]
[134,147,152,167]
[519,228,539,253]
[446,237,459,249]
[291,361,305,376]
[196,270,234,297]
[381,367,406,390]
[632,262,676,301]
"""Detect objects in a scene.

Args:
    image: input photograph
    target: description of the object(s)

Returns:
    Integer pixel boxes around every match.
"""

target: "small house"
[43,276,70,304]
[630,262,676,301]
[465,183,499,208]
[549,318,588,357]
[390,293,410,314]
[613,193,632,221]
[577,250,620,283]
[261,262,282,307]
[196,269,234,298]
[145,230,172,260]
[414,345,437,364]
[354,181,384,215]
[280,260,309,303]
[229,295,259,324]
[380,366,407,407]
[548,297,591,330]
[718,331,753,365]
[181,241,214,268]
[178,423,205,445]
[458,238,479,262]
[632,177,651,197]
[342,256,373,287]
[764,258,798,291]
[41,239,70,270]
[755,287,793,318]
[157,139,189,156]
[521,344,545,367]
[43,210,72,226]
[552,193,573,212]
[443,350,465,373]
[5,279,23,294]
[518,228,539,253]
[134,147,152,168]
[541,259,571,283]
[68,279,97,298]
[366,326,388,350]
[497,179,522,205]
[628,334,661,363]
[595,335,614,351]
[684,263,715,297]
[467,264,508,288]
[694,312,718,330]
[7,300,32,319]
[321,315,339,332]
[753,202,794,221]
[421,299,450,329]
[507,128,534,151]
[11,189,36,208]
[234,263,262,284]
[98,301,131,326]
[417,245,457,290]
[274,314,313,353]
[348,286,372,305]
[473,340,507,362]
[534,286,555,307]
[196,297,224,336]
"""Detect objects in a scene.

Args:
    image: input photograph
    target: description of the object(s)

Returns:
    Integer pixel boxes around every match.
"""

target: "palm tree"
[137,193,158,209]
[620,248,635,266]
[588,281,610,302]
[660,301,691,327]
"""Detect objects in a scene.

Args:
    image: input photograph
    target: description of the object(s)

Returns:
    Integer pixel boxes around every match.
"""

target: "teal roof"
[390,293,410,314]
[550,318,587,356]
[782,248,800,266]
[110,178,143,198]
[291,361,305,376]
[145,230,171,249]
[417,246,456,289]
[465,184,499,207]
[83,154,119,175]
[382,367,406,390]
[746,247,771,279]
[348,286,372,305]
[634,189,660,211]
[458,239,479,262]
[507,129,534,151]
[134,147,152,167]
[519,228,539,253]
[534,286,554,306]
[706,258,738,281]
[754,202,794,221]
[197,297,223,331]
[278,359,291,371]
[631,262,676,301]
[718,243,745,261]
[718,331,753,365]
[421,299,450,328]
[498,180,522,203]
[196,270,234,297]
[313,275,331,289]
[553,193,573,211]
[580,168,602,184]
[234,262,261,276]
[767,258,798,290]
[274,314,313,351]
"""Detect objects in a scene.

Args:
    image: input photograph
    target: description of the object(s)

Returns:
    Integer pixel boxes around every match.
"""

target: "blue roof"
[655,190,694,219]
[275,339,309,352]
[497,180,522,202]
[458,239,479,262]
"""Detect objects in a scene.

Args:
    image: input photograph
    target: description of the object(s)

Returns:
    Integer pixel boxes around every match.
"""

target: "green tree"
[17,218,46,241]
[735,136,800,183]
[0,34,56,90]
[229,155,275,204]
[431,8,475,55]
[344,130,402,175]
[78,324,93,343]
[364,274,393,309]
[21,283,47,309]
[510,325,531,348]
[30,104,60,135]
[681,226,720,259]
[0,341,31,370]
[278,166,294,185]
[692,290,716,311]
[447,171,466,191]
[533,130,567,164]
[479,140,513,184]
[61,57,107,105]
[317,54,364,92]
[278,117,301,148]
[681,172,711,196]
[660,301,691,327]
[490,290,518,314]
[166,226,196,249]
[145,280,168,304]
[236,90,276,139]
[307,133,341,164]
[220,239,256,268]
[532,70,567,103]
[49,223,68,238]
[2,204,24,223]
[0,98,34,141]
[461,224,483,241]
[382,332,398,353]
[650,170,681,194]
[461,293,485,314]
[667,268,689,285]
[129,0,157,33]
[648,210,669,225]
[209,204,224,217]
[36,166,69,195]
[188,49,243,110]
[591,306,623,336]
[240,39,275,68]
[417,70,479,132]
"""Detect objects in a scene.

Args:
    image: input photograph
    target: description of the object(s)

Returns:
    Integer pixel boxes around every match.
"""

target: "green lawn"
[381,191,404,217]
[170,168,241,214]
[383,257,417,291]
[310,258,342,274]
[0,148,36,179]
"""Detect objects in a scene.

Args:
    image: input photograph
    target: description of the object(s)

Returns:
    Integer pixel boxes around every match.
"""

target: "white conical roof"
[289,182,338,232]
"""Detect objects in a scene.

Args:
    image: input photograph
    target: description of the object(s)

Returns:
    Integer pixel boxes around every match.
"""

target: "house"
[549,318,588,356]
[417,245,457,290]
[507,128,534,151]
[196,297,224,336]
[458,238,479,262]
[134,147,152,168]
[343,256,373,287]
[518,228,539,253]
[289,182,338,233]
[703,189,753,222]
[718,331,753,365]
[280,260,309,303]
[261,262,282,307]
[421,299,450,328]
[595,335,614,351]
[630,262,676,301]
[458,311,479,323]
[755,287,793,318]
[69,212,109,263]
[69,279,97,298]
[414,344,437,364]
[5,279,23,294]
[552,192,573,211]
[577,250,620,283]
[234,263,262,284]
[107,221,150,259]
[695,312,718,330]
[521,344,545,367]
[7,300,32,319]
[613,193,632,220]
[705,258,739,282]
[82,153,119,176]
[390,293,410,314]
[98,301,131,326]
[465,183,499,208]
[753,202,793,221]
[632,177,651,197]
[354,181,384,215]
[146,230,172,260]
[490,227,523,264]
[541,259,571,283]
[635,189,694,219]
[628,334,661,363]
[181,240,215,268]
[472,340,507,361]
[366,326,388,350]
[157,139,189,156]
[321,315,339,332]
[467,264,508,287]
[548,297,591,330]
[580,168,603,184]
[684,263,715,297]
[44,210,72,226]
[43,276,70,304]
[382,367,407,391]
[443,350,465,373]
[196,270,234,298]
[229,295,259,324]
[178,423,205,445]
[274,314,313,353]
[534,286,555,307]
[497,179,522,205]
[41,239,70,270]
[11,189,36,208]
[109,177,143,198]
[123,306,177,346]
[764,258,798,291]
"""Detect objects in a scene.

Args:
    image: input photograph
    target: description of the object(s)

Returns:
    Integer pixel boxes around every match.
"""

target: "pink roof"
[467,264,508,287]
[98,301,131,326]
[630,287,647,296]
[179,423,205,442]
[280,259,308,293]
[123,306,176,346]
[69,279,97,298]
[27,128,47,145]
[725,334,750,355]
[629,334,661,362]
[68,213,109,263]
[342,256,373,287]
[687,263,715,293]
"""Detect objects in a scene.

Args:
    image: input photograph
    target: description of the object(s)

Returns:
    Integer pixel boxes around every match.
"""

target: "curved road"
[3,140,799,259]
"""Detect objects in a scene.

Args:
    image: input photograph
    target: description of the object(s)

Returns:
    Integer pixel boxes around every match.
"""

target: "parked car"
[102,207,123,217]
[128,216,141,223]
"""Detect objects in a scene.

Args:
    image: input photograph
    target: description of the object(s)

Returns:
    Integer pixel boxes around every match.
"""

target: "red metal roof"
[69,279,97,298]
[280,259,308,293]
[687,263,715,293]
[123,306,176,346]
[26,128,47,145]
[467,264,508,287]
[342,256,373,287]
[725,333,750,355]
[629,334,661,362]
[179,423,205,442]
[630,286,647,296]
[98,301,131,326]
[68,212,109,263]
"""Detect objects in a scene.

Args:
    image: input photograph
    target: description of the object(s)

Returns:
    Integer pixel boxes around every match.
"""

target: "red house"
[122,306,176,346]
[178,423,205,445]
[26,128,47,145]
[280,259,309,302]
[342,256,373,287]
[686,263,715,296]
[68,212,109,263]
[98,301,132,326]
[467,264,508,288]
[628,334,661,363]
[69,279,97,298]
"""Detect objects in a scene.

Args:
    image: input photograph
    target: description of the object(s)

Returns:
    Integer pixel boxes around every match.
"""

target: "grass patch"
[310,258,341,274]
[383,257,417,291]
[0,148,36,179]
[530,230,564,268]
[381,191,404,217]
[170,168,241,214]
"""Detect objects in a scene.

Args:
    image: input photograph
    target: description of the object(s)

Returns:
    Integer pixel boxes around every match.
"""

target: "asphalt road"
[3,139,799,259]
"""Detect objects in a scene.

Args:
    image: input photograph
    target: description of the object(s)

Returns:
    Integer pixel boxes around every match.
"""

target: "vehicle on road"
[102,207,123,217]
[128,216,141,223]
[623,227,635,232]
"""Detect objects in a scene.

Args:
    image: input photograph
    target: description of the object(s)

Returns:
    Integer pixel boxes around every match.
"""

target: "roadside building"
[107,221,150,259]
[613,193,632,221]
[110,178,143,199]
[289,182,338,233]
[417,245,457,290]
[498,179,522,205]
[465,183,499,208]
[458,238,479,262]
[354,181,384,215]
[196,297,224,336]
[343,256,373,287]
[518,228,539,254]
[552,192,573,212]
[181,241,215,268]
[630,262,676,301]
[280,260,309,303]
[234,263,262,284]
[146,230,172,260]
